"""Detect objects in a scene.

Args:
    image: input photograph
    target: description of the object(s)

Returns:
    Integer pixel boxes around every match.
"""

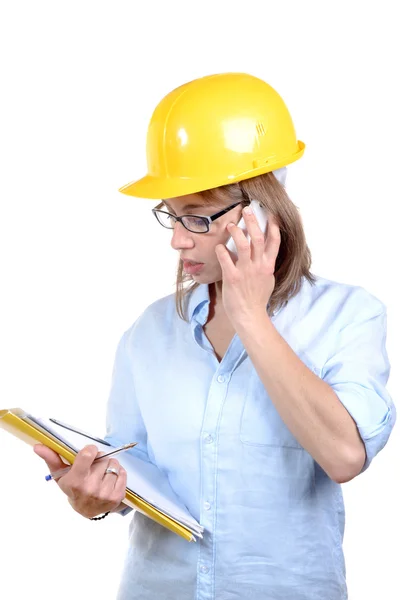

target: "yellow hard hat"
[119,72,305,200]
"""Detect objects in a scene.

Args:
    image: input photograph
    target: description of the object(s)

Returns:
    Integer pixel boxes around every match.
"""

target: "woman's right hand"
[33,444,127,518]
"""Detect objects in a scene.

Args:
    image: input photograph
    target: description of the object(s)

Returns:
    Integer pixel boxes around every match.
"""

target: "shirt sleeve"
[104,328,151,516]
[321,305,396,473]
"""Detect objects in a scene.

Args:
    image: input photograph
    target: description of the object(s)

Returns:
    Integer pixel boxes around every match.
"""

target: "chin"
[191,269,221,285]
[190,272,208,283]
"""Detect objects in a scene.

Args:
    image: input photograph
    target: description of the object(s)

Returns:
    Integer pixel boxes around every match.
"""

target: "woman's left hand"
[215,206,281,328]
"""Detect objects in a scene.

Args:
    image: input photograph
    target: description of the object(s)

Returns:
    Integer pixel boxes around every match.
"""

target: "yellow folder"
[0,408,202,542]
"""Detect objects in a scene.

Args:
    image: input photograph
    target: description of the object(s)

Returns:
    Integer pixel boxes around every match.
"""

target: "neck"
[208,282,225,316]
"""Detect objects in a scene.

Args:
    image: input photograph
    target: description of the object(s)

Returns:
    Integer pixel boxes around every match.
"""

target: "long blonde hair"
[175,171,316,320]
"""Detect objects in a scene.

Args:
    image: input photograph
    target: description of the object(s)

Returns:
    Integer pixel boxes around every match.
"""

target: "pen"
[49,417,112,446]
[45,442,138,481]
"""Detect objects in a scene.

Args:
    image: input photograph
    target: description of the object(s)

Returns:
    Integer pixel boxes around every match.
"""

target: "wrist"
[233,310,271,335]
[110,501,127,514]
[90,511,110,521]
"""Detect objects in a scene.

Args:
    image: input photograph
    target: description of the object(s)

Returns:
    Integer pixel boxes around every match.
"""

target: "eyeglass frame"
[152,199,250,234]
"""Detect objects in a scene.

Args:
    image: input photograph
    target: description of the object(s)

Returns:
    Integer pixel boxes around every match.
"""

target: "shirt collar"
[186,276,301,325]
[187,284,210,323]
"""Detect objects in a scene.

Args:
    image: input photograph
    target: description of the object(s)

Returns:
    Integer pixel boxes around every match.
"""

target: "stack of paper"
[0,408,203,542]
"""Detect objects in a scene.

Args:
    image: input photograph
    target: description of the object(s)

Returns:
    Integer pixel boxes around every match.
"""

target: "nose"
[170,221,195,251]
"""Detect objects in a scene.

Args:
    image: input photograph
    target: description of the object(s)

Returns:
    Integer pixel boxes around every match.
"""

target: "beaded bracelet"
[90,511,110,521]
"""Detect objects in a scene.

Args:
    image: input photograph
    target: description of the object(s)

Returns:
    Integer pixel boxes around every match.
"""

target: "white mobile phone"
[226,200,268,258]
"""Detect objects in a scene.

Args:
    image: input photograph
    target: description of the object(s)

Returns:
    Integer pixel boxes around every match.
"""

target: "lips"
[182,260,205,275]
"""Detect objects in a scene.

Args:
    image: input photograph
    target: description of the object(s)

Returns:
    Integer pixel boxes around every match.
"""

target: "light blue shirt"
[105,274,396,600]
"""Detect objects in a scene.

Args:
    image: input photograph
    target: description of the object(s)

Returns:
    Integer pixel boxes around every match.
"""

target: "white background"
[0,1,399,598]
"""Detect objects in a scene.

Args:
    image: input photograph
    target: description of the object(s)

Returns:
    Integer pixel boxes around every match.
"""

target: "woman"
[34,73,396,600]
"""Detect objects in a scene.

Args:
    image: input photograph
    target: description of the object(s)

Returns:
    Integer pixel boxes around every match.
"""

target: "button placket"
[198,382,222,598]
[196,337,246,600]
[197,355,238,599]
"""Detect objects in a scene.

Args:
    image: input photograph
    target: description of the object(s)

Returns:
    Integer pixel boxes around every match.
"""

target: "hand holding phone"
[225,200,268,258]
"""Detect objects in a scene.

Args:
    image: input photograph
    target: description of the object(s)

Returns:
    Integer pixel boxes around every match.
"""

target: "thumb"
[33,444,66,472]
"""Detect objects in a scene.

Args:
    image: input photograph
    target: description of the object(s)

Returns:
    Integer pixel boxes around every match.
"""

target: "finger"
[215,243,237,280]
[111,465,128,506]
[33,444,67,473]
[264,215,281,266]
[67,445,100,480]
[242,206,266,262]
[101,458,123,494]
[226,223,251,263]
[90,458,127,508]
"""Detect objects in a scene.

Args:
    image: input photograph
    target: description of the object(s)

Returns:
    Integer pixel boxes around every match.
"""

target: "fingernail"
[243,206,253,215]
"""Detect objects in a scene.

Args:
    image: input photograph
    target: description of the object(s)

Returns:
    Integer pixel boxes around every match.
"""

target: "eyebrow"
[162,200,214,213]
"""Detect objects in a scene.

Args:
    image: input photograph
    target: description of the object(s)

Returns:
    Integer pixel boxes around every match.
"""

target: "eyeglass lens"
[155,211,208,233]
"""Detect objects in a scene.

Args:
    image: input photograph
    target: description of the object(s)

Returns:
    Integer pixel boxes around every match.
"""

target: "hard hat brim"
[119,141,305,200]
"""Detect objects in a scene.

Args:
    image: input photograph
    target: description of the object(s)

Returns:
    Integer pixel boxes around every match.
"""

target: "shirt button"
[204,434,214,444]
[217,375,225,383]
[200,565,209,574]
[204,501,211,511]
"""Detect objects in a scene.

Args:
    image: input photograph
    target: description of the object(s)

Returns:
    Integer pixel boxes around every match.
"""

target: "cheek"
[209,240,225,264]
[200,224,231,264]
[199,240,221,270]
[211,224,231,248]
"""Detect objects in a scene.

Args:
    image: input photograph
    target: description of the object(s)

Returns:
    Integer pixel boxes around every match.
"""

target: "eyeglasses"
[152,200,249,234]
